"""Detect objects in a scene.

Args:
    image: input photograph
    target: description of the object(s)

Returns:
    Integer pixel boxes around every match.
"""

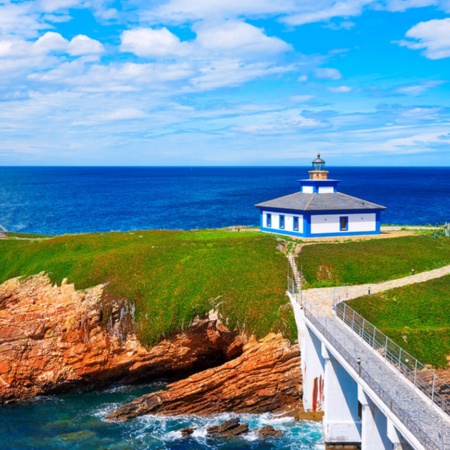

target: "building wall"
[262,211,304,234]
[318,186,334,194]
[310,213,376,234]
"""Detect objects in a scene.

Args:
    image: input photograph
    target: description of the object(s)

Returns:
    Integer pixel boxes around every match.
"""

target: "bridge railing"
[304,305,448,450]
[335,302,450,417]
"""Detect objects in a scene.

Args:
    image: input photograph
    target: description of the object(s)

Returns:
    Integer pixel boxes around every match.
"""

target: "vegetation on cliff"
[299,235,450,288]
[0,230,294,346]
[347,275,450,368]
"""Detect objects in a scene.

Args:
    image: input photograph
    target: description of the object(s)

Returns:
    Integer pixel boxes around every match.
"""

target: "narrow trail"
[288,253,450,317]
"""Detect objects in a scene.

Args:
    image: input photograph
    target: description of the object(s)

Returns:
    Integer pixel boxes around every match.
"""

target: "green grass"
[299,236,450,287]
[0,229,295,346]
[347,275,450,368]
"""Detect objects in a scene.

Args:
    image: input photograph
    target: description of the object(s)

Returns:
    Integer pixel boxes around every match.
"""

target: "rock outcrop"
[0,274,246,403]
[107,333,301,421]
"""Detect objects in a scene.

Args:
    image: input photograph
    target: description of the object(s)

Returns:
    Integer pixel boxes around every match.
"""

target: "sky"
[0,0,450,166]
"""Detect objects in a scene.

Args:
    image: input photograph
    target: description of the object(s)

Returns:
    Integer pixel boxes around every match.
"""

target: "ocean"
[0,167,449,234]
[0,166,449,449]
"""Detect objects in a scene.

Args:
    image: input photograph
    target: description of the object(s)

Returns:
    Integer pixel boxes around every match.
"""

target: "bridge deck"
[306,311,450,450]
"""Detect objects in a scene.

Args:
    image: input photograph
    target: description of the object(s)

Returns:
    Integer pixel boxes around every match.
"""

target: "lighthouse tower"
[298,154,340,195]
[255,155,386,238]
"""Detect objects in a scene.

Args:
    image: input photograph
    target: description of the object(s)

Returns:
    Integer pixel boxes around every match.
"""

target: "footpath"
[300,264,450,317]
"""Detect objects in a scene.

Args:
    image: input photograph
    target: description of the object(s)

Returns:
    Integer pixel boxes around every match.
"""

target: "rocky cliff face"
[0,274,246,403]
[0,274,301,418]
[107,333,301,421]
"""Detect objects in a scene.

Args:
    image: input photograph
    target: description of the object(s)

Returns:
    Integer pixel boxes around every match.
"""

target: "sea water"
[0,166,449,449]
[0,167,449,234]
[0,383,324,449]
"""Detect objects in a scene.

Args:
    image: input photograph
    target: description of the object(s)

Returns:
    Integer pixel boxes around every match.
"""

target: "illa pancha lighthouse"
[255,155,386,238]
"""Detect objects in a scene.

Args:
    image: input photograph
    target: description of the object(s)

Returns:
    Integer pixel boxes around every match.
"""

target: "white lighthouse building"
[255,155,386,238]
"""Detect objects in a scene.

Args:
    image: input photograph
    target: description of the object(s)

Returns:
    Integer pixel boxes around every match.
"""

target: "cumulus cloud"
[121,28,188,57]
[68,35,104,55]
[398,18,450,59]
[33,32,69,54]
[314,67,342,80]
[194,21,291,56]
[0,32,103,59]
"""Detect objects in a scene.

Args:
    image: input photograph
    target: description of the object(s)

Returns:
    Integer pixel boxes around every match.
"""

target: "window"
[279,215,285,229]
[340,216,348,231]
[266,213,272,227]
[293,216,299,231]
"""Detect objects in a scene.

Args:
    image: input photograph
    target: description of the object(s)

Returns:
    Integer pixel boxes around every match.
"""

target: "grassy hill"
[347,275,450,367]
[0,230,294,346]
[299,235,450,288]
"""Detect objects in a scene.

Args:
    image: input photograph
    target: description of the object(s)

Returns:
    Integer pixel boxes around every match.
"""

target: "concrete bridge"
[287,286,450,449]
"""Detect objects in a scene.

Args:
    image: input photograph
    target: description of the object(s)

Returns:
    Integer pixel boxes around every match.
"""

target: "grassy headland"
[0,229,294,346]
[299,235,450,288]
[347,275,450,367]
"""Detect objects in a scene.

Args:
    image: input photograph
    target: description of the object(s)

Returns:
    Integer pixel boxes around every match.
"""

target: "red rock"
[0,274,247,403]
[107,333,301,421]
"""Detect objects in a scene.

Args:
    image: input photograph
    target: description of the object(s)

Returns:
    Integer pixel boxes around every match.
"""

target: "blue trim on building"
[259,208,382,238]
[260,227,306,238]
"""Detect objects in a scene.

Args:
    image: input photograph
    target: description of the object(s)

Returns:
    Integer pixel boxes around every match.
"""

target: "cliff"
[0,274,246,402]
[107,333,301,421]
[0,274,301,416]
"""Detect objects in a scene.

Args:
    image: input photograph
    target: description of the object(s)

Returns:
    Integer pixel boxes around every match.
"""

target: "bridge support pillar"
[292,303,325,412]
[358,386,392,450]
[322,345,361,445]
[387,418,414,450]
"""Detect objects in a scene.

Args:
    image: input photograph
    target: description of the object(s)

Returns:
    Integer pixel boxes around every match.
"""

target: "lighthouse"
[255,155,386,238]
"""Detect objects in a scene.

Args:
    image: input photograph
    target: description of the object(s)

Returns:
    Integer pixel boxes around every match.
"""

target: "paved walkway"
[306,311,450,449]
[301,265,450,317]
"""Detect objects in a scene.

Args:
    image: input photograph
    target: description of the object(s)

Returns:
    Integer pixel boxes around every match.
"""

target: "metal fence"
[305,305,449,450]
[335,302,450,417]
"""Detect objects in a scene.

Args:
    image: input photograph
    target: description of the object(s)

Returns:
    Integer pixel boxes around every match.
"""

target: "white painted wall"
[318,186,334,193]
[302,186,314,193]
[311,213,376,234]
[263,211,303,233]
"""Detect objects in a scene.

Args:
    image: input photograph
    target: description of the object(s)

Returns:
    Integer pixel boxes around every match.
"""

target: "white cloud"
[121,28,188,57]
[314,67,342,80]
[328,85,351,92]
[94,107,149,121]
[396,80,444,95]
[398,18,450,59]
[141,0,295,24]
[282,0,375,26]
[39,0,81,13]
[383,0,437,12]
[33,32,69,54]
[190,59,294,91]
[68,35,104,55]
[194,21,291,56]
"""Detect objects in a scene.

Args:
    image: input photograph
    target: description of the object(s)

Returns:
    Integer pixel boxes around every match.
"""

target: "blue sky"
[1,0,450,166]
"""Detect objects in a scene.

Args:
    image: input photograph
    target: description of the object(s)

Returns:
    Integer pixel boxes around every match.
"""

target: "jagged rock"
[257,425,283,438]
[207,418,249,437]
[0,274,246,403]
[179,426,196,437]
[107,333,301,421]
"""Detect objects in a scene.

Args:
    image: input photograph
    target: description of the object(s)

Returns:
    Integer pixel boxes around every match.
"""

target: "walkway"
[302,264,450,317]
[306,309,450,449]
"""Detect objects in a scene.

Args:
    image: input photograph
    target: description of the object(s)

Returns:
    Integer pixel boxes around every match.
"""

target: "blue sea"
[0,166,449,449]
[0,167,449,234]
